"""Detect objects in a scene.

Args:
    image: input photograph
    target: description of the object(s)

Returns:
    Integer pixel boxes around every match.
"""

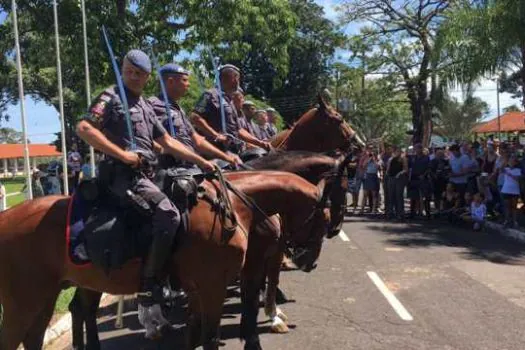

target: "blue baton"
[101,25,136,150]
[149,48,175,137]
[206,48,226,134]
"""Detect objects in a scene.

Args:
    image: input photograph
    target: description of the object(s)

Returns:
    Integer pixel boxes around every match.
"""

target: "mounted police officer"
[252,109,271,141]
[148,63,241,167]
[76,49,215,330]
[266,107,279,137]
[191,64,271,153]
[231,89,272,150]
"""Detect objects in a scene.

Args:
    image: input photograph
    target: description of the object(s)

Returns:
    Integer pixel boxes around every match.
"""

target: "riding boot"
[138,231,174,307]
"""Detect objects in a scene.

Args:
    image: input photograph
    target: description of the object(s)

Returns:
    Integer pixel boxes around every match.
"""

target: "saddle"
[67,166,204,272]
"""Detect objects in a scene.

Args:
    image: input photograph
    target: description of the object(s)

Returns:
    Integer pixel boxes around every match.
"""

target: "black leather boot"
[137,231,173,306]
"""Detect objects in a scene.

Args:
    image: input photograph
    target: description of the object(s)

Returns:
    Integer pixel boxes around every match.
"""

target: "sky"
[1,1,521,144]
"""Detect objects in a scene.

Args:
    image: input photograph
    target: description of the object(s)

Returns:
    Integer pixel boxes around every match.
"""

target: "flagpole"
[11,0,32,199]
[53,0,69,195]
[81,0,96,177]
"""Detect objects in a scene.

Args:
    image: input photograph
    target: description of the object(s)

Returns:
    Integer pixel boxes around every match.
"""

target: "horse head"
[288,180,331,273]
[274,92,359,153]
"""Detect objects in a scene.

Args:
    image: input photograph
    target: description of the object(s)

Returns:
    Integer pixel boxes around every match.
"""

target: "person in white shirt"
[501,153,522,228]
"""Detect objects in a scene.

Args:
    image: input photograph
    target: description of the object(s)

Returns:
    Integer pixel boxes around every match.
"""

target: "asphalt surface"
[47,214,525,350]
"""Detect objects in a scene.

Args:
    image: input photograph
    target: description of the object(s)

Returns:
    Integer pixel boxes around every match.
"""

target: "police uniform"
[266,108,278,137]
[84,50,180,306]
[193,64,243,151]
[149,95,197,168]
[236,109,255,136]
[194,88,240,140]
[251,111,270,141]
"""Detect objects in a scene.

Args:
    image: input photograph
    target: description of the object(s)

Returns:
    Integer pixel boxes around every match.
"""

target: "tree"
[225,0,343,122]
[330,63,411,146]
[503,105,522,113]
[0,127,24,143]
[433,85,489,140]
[0,0,296,146]
[339,0,451,146]
[440,0,525,107]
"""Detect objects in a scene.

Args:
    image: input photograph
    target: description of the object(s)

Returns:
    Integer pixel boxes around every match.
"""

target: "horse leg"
[69,289,86,350]
[0,287,58,350]
[200,281,228,350]
[184,290,202,350]
[264,247,289,333]
[82,288,103,350]
[241,232,274,350]
[22,289,60,350]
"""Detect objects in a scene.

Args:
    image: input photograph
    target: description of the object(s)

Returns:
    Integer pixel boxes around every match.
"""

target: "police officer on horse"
[76,49,215,328]
[191,64,272,154]
[148,63,241,168]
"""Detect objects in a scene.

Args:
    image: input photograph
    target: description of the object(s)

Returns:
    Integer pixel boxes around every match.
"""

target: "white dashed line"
[367,271,413,321]
[338,230,350,242]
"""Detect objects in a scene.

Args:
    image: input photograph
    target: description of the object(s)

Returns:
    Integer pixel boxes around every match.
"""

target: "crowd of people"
[346,139,524,231]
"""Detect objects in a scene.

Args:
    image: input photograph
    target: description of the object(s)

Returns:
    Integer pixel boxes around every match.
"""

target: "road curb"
[43,293,111,348]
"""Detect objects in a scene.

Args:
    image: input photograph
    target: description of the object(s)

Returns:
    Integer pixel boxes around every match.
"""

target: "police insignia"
[91,100,107,116]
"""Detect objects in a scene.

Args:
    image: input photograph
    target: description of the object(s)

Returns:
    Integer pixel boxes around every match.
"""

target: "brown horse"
[0,171,329,350]
[67,95,358,348]
[271,96,360,152]
[237,151,350,349]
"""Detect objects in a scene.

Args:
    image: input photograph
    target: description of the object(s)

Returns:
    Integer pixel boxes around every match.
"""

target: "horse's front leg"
[241,233,272,350]
[264,244,289,333]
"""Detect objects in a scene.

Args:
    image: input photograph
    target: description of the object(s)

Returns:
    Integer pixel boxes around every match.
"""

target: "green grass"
[54,288,76,314]
[6,193,25,208]
[1,177,25,194]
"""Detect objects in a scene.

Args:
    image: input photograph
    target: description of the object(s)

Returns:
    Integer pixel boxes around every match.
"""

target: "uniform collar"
[158,94,182,110]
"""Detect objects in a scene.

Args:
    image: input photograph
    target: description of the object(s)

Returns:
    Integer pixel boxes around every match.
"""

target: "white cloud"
[450,78,522,121]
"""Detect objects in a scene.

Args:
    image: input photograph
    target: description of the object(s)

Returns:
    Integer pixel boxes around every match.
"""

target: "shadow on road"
[83,282,292,349]
[345,215,525,265]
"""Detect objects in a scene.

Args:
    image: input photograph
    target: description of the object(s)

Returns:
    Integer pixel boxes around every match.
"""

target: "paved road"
[48,215,525,350]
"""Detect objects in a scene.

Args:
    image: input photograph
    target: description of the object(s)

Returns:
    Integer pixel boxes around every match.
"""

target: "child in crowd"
[501,154,522,228]
[469,193,486,231]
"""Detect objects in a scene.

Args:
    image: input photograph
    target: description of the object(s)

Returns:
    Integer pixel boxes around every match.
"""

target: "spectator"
[493,147,509,216]
[465,146,481,198]
[381,145,393,212]
[430,149,450,212]
[442,183,460,214]
[386,146,408,220]
[468,192,486,231]
[361,151,380,214]
[347,148,362,212]
[21,168,45,199]
[45,161,62,195]
[67,143,82,192]
[448,144,470,207]
[80,155,95,181]
[501,153,522,228]
[408,143,431,219]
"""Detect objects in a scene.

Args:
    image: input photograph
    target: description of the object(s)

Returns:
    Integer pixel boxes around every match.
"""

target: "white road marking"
[367,271,413,321]
[338,230,350,242]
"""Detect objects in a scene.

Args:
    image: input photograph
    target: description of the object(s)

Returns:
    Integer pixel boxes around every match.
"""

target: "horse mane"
[246,150,338,176]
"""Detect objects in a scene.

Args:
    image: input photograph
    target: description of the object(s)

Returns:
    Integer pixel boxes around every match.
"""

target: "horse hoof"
[270,316,289,333]
[276,308,288,323]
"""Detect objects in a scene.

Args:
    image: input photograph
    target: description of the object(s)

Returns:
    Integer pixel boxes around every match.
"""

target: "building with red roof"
[473,111,525,135]
[0,144,62,177]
